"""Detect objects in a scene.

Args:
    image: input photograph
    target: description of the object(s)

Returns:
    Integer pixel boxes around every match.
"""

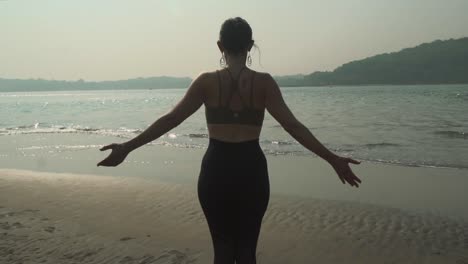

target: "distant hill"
[275,37,468,86]
[1,37,467,91]
[0,76,192,92]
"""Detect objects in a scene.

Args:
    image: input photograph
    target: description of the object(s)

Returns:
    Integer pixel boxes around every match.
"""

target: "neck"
[225,53,247,73]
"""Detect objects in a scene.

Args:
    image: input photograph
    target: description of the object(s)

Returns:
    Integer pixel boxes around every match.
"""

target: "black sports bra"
[205,68,264,126]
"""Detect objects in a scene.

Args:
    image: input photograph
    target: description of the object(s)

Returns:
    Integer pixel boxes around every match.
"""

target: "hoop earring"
[247,52,252,67]
[220,54,226,68]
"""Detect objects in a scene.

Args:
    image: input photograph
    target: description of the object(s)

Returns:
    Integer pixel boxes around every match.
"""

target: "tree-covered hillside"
[275,37,468,86]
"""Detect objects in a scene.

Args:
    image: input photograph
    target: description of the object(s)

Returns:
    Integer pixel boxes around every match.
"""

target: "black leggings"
[198,138,270,264]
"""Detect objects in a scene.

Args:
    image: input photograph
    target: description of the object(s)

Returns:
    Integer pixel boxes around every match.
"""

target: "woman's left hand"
[97,143,130,167]
[329,156,362,187]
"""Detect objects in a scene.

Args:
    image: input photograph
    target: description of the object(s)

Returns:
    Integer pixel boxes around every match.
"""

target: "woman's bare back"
[203,68,268,142]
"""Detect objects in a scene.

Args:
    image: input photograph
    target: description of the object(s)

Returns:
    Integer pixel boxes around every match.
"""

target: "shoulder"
[193,71,219,83]
[188,71,218,91]
[251,71,277,91]
[251,71,274,83]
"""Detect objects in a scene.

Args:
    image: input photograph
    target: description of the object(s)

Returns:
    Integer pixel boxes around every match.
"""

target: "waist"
[209,137,260,147]
[206,137,264,158]
[209,137,260,143]
[206,124,262,142]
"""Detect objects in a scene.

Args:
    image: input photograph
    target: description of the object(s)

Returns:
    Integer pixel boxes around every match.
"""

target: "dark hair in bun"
[219,17,253,55]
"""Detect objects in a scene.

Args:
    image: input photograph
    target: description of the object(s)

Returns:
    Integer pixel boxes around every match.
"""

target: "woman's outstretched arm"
[263,73,362,187]
[97,73,206,167]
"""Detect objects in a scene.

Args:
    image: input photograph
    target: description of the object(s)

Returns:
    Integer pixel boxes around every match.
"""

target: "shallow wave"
[2,123,467,170]
[433,130,467,139]
[364,158,468,170]
[18,144,102,151]
[261,139,296,145]
[363,142,401,148]
[0,92,97,97]
[187,133,208,138]
[263,149,305,156]
[0,124,141,138]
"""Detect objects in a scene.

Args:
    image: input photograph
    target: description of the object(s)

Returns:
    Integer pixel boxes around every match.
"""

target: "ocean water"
[1,84,467,169]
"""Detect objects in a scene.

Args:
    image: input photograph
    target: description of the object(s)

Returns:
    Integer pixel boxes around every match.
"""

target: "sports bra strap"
[224,67,249,108]
[216,70,222,106]
[250,71,256,107]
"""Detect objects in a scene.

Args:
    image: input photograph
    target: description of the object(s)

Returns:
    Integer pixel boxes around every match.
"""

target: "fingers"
[97,159,108,167]
[100,144,116,151]
[338,176,345,184]
[353,173,362,183]
[346,158,361,164]
[97,158,115,167]
[340,171,361,187]
[343,175,356,187]
[347,173,361,187]
[345,177,359,187]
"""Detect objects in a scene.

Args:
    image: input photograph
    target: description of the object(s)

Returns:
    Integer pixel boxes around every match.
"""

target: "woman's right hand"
[97,143,130,167]
[329,156,362,187]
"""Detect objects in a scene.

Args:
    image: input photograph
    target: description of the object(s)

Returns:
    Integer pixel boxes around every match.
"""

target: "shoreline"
[1,133,468,220]
[2,131,467,170]
[1,82,467,93]
[1,168,468,263]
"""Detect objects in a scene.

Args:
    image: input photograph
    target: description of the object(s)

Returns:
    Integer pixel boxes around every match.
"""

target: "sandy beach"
[2,1,468,263]
[1,146,468,263]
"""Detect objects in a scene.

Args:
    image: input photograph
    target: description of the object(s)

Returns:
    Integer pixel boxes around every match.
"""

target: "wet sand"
[1,166,468,264]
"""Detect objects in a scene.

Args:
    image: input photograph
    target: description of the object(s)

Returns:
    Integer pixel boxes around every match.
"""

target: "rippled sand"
[1,169,468,263]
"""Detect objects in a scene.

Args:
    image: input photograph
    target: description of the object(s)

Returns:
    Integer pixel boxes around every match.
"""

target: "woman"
[98,17,361,264]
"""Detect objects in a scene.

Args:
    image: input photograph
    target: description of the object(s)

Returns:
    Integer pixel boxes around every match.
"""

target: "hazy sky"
[1,0,468,81]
